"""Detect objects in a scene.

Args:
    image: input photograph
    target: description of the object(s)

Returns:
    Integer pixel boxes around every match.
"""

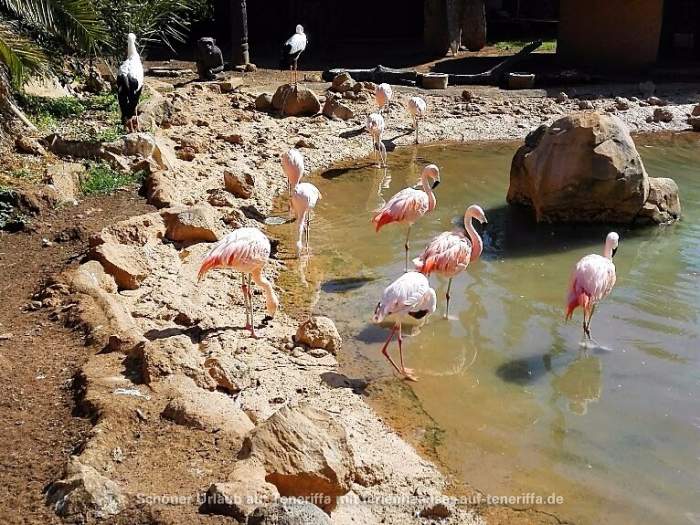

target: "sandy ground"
[1,64,698,525]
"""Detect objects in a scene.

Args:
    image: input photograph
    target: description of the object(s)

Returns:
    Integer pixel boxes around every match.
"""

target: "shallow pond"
[273,133,700,525]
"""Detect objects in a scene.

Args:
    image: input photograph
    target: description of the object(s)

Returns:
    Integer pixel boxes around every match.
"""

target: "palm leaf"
[0,21,47,86]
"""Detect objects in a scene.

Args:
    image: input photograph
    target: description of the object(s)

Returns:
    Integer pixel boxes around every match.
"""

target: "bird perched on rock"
[373,271,437,381]
[198,227,279,338]
[414,204,487,318]
[375,83,393,114]
[566,232,619,345]
[407,96,427,144]
[365,113,387,168]
[281,24,307,85]
[373,164,441,272]
[116,33,144,133]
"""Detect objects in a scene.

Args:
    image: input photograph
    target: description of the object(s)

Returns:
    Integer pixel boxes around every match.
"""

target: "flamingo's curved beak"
[612,247,618,258]
[431,178,441,189]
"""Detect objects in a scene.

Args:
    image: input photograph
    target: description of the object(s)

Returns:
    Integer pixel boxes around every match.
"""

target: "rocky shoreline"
[37,72,698,524]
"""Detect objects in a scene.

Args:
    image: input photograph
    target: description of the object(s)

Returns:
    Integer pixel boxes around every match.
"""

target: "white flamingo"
[373,271,437,381]
[198,227,279,338]
[375,83,393,114]
[366,113,387,168]
[407,96,427,144]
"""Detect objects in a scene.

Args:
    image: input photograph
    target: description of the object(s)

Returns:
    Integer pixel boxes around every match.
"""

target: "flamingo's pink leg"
[397,324,418,381]
[380,326,403,377]
[404,225,412,272]
[444,278,453,319]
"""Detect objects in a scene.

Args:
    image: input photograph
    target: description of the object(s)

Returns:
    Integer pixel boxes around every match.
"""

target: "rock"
[137,93,176,129]
[255,93,274,112]
[331,72,355,93]
[104,133,171,171]
[248,500,332,525]
[688,115,700,131]
[218,133,244,145]
[203,463,279,521]
[161,376,254,435]
[461,90,474,101]
[161,204,222,243]
[176,147,196,161]
[507,112,653,223]
[90,242,149,290]
[144,171,177,208]
[555,92,569,103]
[46,458,126,520]
[636,177,682,224]
[294,316,342,354]
[204,353,251,394]
[614,97,630,110]
[322,97,354,121]
[578,100,594,110]
[138,336,215,389]
[294,138,316,149]
[419,502,452,519]
[245,63,257,72]
[45,162,86,203]
[239,404,354,511]
[207,188,236,207]
[647,96,666,106]
[653,107,673,123]
[218,78,243,93]
[224,169,255,198]
[15,136,45,155]
[272,84,321,117]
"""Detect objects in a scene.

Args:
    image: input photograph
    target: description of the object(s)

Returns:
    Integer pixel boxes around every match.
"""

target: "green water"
[274,134,700,524]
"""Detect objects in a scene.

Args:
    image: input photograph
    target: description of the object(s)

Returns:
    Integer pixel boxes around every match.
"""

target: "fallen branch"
[447,40,543,85]
[322,65,418,86]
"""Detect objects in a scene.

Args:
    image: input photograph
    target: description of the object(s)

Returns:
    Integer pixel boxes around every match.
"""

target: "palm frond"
[0,0,108,51]
[0,21,47,86]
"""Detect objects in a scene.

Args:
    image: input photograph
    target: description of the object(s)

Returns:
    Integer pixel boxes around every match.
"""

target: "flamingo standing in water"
[414,204,487,318]
[375,83,393,114]
[373,271,437,381]
[407,96,427,144]
[372,164,441,272]
[291,181,321,256]
[366,113,387,168]
[565,232,619,344]
[281,148,304,201]
[198,227,279,338]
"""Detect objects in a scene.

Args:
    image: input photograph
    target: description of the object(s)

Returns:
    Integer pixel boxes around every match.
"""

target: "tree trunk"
[230,0,249,65]
[0,66,37,138]
[462,0,487,51]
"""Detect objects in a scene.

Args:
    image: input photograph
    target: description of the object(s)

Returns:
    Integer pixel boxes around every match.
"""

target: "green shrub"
[80,163,146,195]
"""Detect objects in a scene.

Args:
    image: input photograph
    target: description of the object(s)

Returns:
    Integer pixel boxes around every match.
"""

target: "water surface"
[274,134,700,525]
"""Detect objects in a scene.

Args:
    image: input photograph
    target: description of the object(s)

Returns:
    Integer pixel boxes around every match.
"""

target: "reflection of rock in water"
[552,356,602,415]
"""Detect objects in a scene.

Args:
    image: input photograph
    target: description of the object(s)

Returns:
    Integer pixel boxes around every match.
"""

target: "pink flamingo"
[565,232,619,343]
[198,227,279,338]
[291,181,322,255]
[366,113,387,168]
[375,83,393,114]
[281,148,304,214]
[406,96,427,144]
[372,164,441,272]
[413,204,487,318]
[373,271,437,381]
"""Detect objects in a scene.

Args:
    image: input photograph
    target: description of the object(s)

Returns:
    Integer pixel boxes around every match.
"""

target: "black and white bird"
[116,33,144,133]
[280,24,307,85]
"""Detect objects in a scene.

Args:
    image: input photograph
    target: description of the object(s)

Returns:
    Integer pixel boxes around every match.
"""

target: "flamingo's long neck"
[252,269,279,316]
[421,175,436,212]
[603,239,614,259]
[464,213,483,262]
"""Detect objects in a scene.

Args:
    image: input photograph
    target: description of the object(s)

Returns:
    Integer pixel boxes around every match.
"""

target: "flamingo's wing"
[572,255,617,303]
[198,229,270,279]
[417,232,470,274]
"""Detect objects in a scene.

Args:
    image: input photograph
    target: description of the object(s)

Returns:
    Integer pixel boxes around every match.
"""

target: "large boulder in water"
[272,84,321,117]
[507,112,680,224]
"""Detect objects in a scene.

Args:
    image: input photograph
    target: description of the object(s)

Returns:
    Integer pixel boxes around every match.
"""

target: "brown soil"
[0,188,153,524]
